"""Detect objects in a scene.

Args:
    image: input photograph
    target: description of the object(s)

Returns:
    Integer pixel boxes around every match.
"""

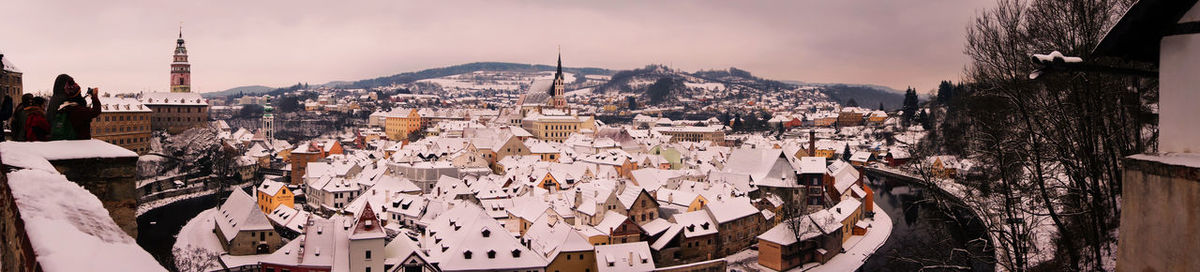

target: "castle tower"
[550,50,567,109]
[263,101,275,140]
[170,26,191,93]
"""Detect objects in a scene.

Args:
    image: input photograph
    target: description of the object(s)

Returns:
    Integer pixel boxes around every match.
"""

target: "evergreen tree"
[732,114,744,132]
[936,80,955,104]
[917,109,930,129]
[879,102,885,111]
[842,144,852,161]
[902,87,919,125]
[846,98,859,107]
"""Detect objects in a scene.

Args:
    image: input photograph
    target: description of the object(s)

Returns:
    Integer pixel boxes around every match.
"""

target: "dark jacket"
[54,95,101,140]
[11,102,28,141]
[0,96,11,141]
[23,106,49,141]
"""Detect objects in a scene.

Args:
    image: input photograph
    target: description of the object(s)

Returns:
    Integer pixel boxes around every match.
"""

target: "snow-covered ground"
[173,208,224,255]
[172,208,224,271]
[726,199,893,272]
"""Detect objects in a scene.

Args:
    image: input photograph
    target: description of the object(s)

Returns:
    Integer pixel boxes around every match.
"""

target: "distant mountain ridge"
[202,85,274,98]
[348,62,614,89]
[210,62,907,110]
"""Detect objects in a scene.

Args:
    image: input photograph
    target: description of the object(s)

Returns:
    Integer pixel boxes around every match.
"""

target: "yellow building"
[521,114,595,142]
[384,108,423,140]
[255,179,294,213]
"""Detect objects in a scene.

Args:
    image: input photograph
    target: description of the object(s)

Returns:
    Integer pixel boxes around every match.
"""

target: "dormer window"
[463,250,472,259]
[511,249,521,258]
[482,229,491,237]
[487,250,496,259]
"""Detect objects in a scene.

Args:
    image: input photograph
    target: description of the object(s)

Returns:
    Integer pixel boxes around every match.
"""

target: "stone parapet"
[1117,154,1200,271]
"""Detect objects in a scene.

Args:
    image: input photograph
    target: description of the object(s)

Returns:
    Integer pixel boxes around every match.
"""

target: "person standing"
[0,95,11,141]
[11,94,31,141]
[49,74,102,140]
[23,97,48,141]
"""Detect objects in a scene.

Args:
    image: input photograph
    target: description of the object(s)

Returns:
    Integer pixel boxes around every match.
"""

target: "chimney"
[808,130,816,156]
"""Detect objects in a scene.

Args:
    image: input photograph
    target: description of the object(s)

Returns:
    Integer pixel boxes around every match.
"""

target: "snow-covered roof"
[705,196,759,223]
[522,216,594,259]
[349,205,386,240]
[98,97,152,113]
[256,179,288,196]
[673,210,717,238]
[639,218,672,236]
[140,92,207,106]
[1,51,20,73]
[422,204,548,270]
[594,241,655,272]
[214,189,274,242]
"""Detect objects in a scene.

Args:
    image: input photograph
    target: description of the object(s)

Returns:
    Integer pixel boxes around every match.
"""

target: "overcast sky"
[1,0,994,95]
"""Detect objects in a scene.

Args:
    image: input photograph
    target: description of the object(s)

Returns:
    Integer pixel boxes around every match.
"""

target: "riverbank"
[869,165,1030,270]
[137,180,256,216]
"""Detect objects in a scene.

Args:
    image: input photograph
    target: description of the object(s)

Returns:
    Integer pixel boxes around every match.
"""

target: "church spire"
[555,46,562,79]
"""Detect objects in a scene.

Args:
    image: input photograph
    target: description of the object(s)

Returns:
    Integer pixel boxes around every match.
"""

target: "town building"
[384,108,423,140]
[288,140,343,185]
[214,189,283,255]
[0,52,22,100]
[705,196,764,256]
[91,97,152,154]
[255,179,294,214]
[651,125,726,144]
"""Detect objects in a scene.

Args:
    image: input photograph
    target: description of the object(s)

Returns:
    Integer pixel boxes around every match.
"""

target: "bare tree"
[173,245,219,272]
[960,0,1147,270]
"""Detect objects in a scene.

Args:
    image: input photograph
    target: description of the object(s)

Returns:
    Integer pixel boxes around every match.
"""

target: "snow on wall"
[0,140,137,161]
[1160,33,1200,153]
[6,167,165,272]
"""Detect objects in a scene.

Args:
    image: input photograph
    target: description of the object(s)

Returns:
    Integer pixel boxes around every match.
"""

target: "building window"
[365,250,371,260]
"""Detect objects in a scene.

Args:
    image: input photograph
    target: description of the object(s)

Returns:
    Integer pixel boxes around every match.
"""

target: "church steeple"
[555,47,562,80]
[550,48,567,110]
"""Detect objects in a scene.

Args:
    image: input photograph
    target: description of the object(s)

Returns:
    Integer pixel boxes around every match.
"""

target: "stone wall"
[1116,155,1200,271]
[0,167,40,272]
[48,156,140,237]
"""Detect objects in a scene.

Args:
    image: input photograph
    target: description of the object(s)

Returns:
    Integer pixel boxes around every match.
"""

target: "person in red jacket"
[24,97,49,141]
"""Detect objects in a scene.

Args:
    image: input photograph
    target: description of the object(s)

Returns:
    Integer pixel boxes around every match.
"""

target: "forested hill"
[347,62,613,89]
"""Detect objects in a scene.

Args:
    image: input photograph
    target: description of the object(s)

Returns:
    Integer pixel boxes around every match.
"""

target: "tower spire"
[556,45,562,77]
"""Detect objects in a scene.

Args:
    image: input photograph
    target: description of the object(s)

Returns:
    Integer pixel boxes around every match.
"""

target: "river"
[860,172,996,271]
[136,186,254,271]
